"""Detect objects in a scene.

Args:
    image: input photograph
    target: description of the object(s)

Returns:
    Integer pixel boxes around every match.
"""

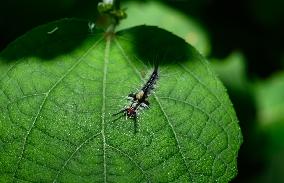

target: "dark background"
[1,0,284,182]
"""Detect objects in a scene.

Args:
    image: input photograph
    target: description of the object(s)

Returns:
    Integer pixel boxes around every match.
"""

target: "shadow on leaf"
[117,25,196,66]
[0,19,101,62]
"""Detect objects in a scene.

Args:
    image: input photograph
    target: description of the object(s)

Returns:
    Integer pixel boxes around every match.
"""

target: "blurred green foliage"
[211,52,247,92]
[255,73,284,127]
[212,53,284,183]
[117,1,210,55]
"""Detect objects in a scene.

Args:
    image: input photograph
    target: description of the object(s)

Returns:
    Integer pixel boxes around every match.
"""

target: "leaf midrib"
[101,37,110,183]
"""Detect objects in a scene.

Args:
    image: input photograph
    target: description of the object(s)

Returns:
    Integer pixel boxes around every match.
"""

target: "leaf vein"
[178,63,234,127]
[12,37,103,181]
[52,132,101,183]
[114,38,192,180]
[106,144,151,182]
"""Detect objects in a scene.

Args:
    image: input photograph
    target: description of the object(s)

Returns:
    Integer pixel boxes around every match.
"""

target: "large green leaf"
[0,19,242,182]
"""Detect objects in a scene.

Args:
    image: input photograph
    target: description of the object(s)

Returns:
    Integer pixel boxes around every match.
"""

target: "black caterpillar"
[113,65,159,133]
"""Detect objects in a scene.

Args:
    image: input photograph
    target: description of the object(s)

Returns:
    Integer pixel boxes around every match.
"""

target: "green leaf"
[117,1,211,56]
[254,72,284,126]
[253,72,284,182]
[0,19,242,182]
[211,52,247,92]
[254,72,284,155]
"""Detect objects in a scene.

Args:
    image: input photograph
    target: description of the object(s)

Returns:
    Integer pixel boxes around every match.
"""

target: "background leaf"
[211,52,247,92]
[0,19,242,182]
[254,73,284,126]
[117,1,211,56]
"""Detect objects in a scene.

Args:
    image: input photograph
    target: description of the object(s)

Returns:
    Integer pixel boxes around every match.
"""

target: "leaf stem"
[97,0,126,33]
